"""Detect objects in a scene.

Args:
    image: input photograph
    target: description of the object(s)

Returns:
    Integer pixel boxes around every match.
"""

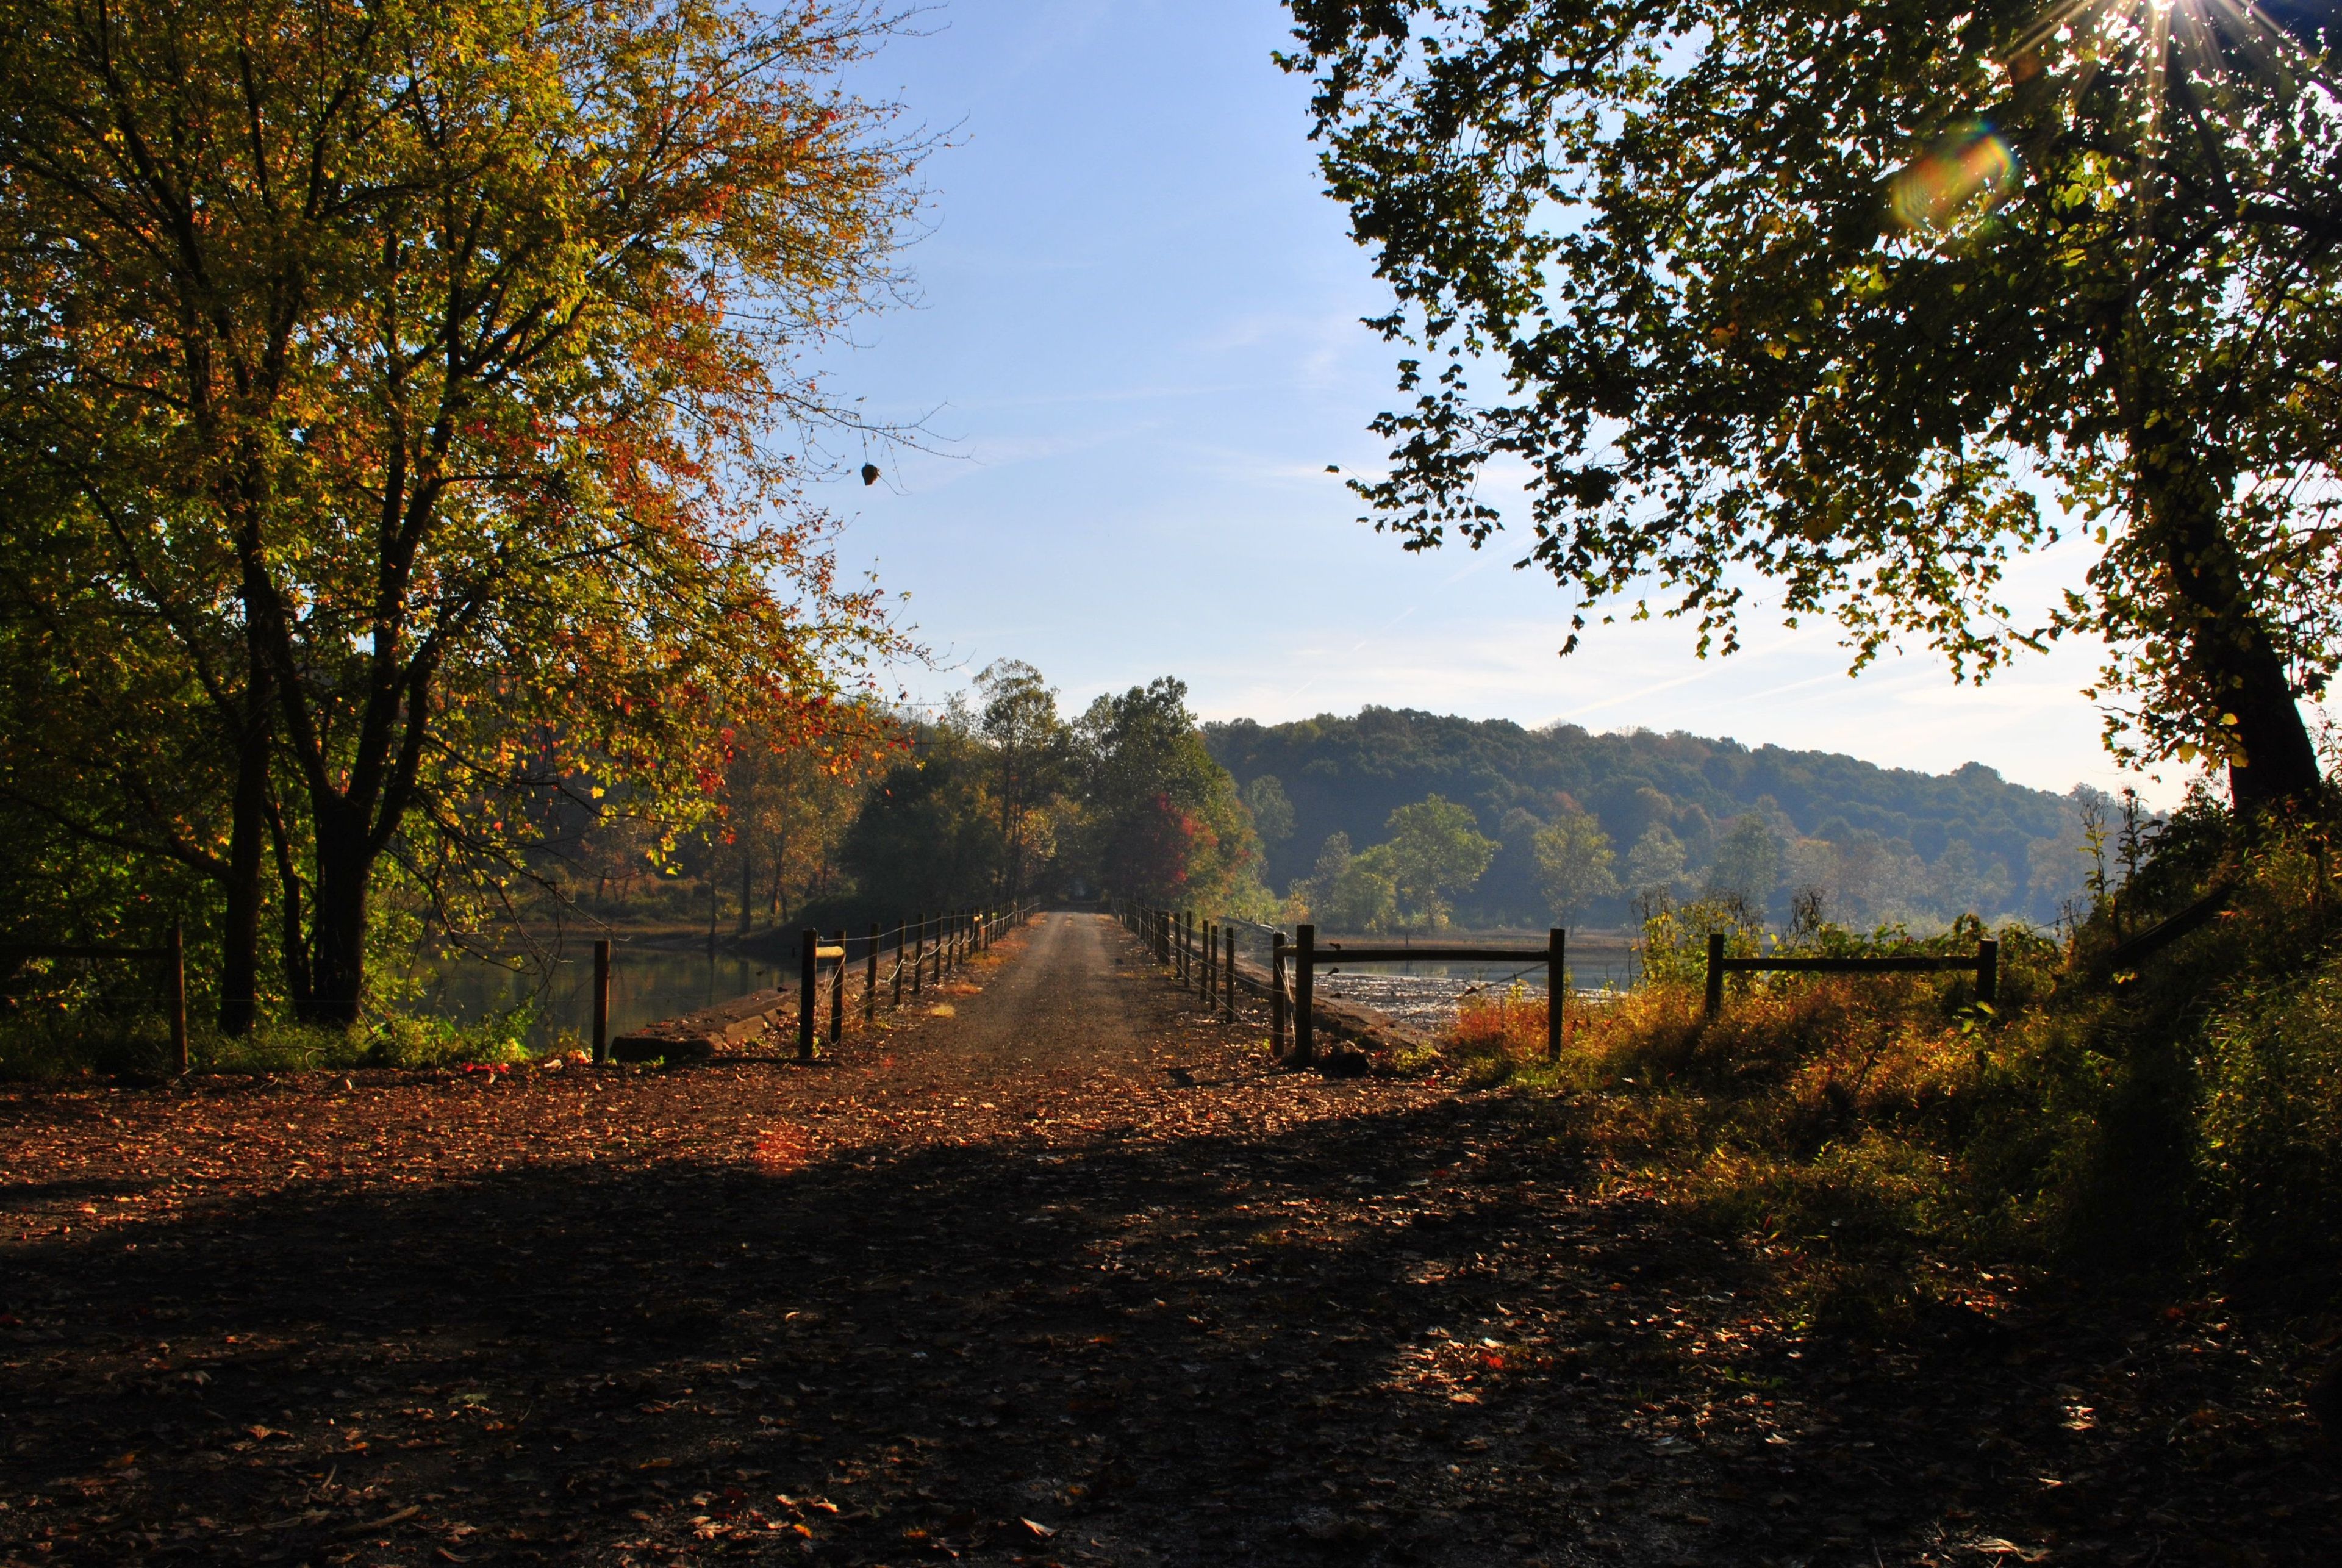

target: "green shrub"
[364,1009,534,1070]
[0,999,539,1079]
[2198,949,2342,1287]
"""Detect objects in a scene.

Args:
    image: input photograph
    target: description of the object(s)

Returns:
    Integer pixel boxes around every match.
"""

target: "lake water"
[404,944,789,1054]
[1216,926,1639,1033]
[1306,955,1636,1032]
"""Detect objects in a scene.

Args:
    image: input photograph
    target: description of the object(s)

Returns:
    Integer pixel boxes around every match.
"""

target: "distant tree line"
[560,668,1273,937]
[1211,708,2117,933]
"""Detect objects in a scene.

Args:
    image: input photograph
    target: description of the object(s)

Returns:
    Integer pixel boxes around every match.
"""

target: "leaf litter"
[0,914,2333,1566]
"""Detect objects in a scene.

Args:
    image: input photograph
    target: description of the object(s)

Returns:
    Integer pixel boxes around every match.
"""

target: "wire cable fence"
[1114,904,1577,1064]
[588,903,1040,1064]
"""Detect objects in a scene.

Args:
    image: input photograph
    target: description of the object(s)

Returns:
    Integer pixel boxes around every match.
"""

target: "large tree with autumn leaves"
[1283,0,2342,814]
[0,0,918,1026]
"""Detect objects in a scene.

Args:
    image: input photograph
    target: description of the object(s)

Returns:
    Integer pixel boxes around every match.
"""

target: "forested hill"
[1205,708,2101,931]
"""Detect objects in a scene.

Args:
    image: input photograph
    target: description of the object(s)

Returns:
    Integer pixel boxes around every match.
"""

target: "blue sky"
[818,0,2175,803]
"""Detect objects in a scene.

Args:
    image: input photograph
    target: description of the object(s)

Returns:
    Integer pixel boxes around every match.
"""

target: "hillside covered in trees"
[1207,709,2107,933]
[581,699,2113,946]
[552,668,1269,945]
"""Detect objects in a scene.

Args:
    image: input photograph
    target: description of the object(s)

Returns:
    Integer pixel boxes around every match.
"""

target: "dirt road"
[1,914,2328,1566]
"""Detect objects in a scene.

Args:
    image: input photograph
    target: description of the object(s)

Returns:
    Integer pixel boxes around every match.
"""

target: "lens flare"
[1889,121,2019,230]
[1999,0,2340,178]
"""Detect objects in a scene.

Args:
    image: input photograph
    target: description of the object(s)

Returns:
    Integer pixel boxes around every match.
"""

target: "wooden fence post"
[911,913,925,995]
[865,924,879,1021]
[829,929,846,1044]
[798,928,818,1059]
[592,939,611,1064]
[1704,932,1727,1019]
[893,920,908,1008]
[167,921,187,1075]
[1977,937,1999,1008]
[1223,925,1236,1022]
[1547,927,1565,1062]
[1271,931,1287,1053]
[1294,923,1316,1066]
[1202,918,1212,997]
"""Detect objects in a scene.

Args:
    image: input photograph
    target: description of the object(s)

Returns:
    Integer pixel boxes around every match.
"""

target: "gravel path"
[0,913,2329,1567]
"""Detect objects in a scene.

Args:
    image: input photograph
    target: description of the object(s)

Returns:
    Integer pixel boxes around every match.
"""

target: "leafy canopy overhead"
[1281,0,2342,809]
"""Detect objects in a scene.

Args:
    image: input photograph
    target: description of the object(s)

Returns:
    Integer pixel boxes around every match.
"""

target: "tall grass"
[1443,805,2342,1311]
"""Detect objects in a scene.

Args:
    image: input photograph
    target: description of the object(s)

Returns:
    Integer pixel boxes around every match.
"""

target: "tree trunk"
[738,850,753,937]
[2134,422,2321,813]
[218,714,270,1035]
[264,787,313,1011]
[304,809,372,1027]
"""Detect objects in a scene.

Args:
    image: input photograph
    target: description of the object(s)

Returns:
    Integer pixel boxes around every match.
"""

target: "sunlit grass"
[1434,816,2342,1311]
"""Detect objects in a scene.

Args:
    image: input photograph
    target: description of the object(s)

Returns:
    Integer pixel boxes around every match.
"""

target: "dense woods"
[631,669,1270,939]
[526,694,2106,951]
[1210,707,2105,931]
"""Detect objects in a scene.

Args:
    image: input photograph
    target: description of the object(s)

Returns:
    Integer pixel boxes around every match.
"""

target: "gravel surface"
[1,912,2331,1567]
